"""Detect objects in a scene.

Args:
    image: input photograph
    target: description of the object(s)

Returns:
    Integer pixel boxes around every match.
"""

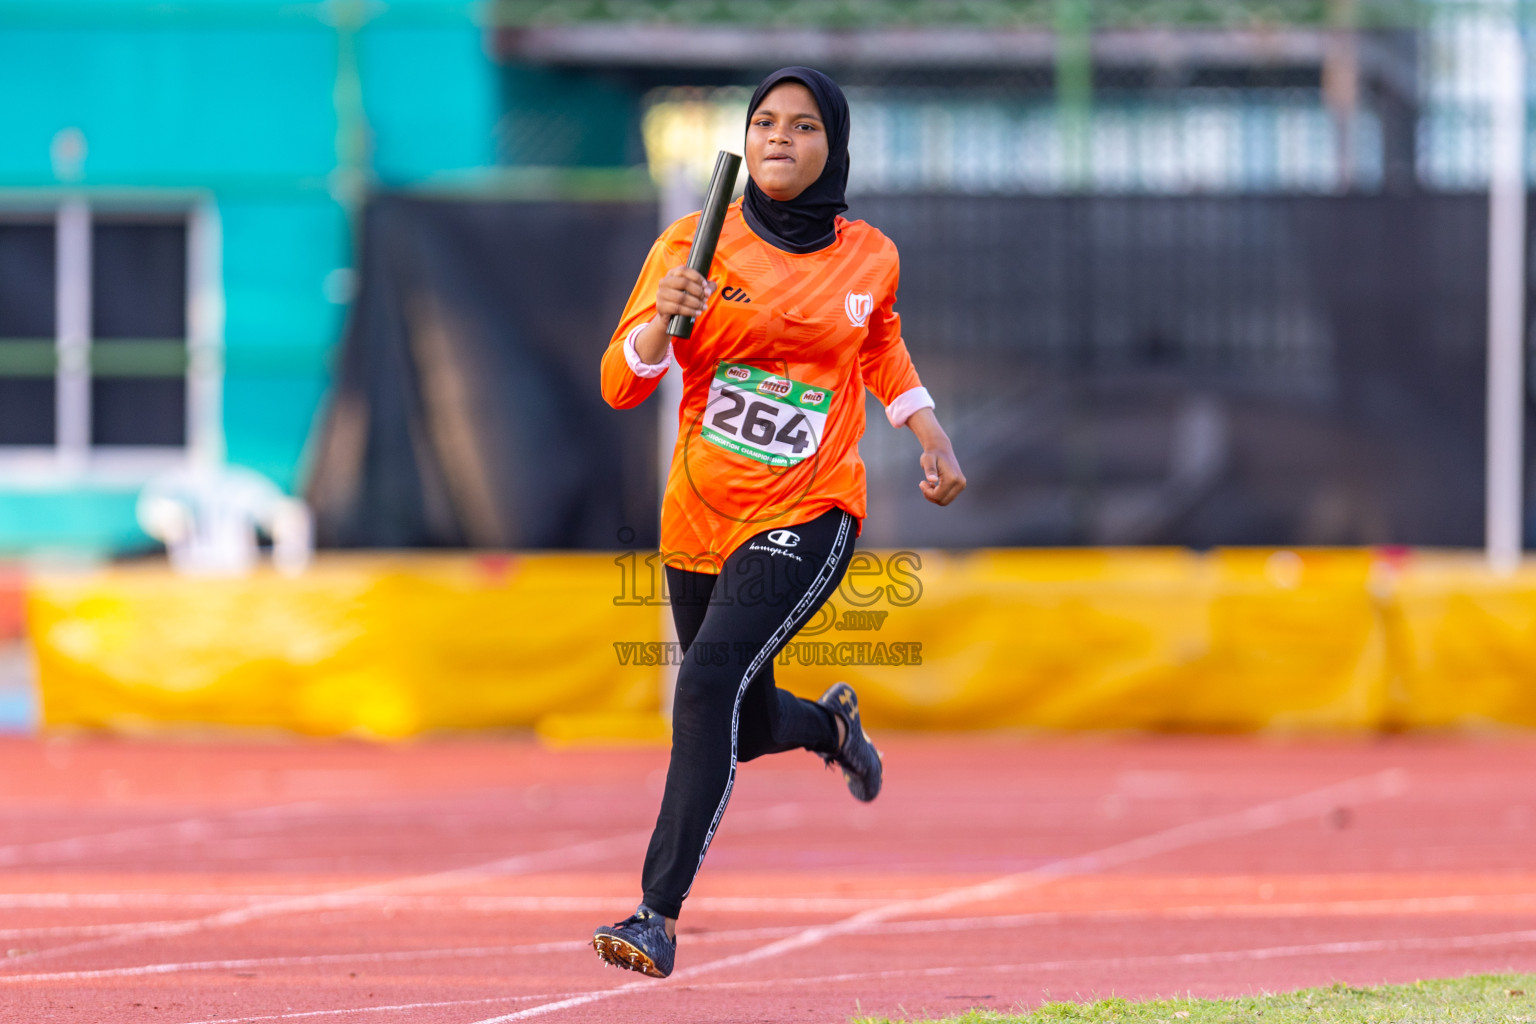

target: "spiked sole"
[592,933,668,978]
[844,730,882,802]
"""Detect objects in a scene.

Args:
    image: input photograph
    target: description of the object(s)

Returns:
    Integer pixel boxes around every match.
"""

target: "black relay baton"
[667,150,742,339]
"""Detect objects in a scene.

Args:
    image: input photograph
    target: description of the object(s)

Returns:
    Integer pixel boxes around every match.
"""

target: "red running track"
[3,735,1536,1023]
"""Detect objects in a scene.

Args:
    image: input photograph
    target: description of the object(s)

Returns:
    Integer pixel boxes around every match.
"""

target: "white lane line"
[866,893,1536,933]
[1112,893,1536,921]
[8,888,1527,918]
[0,894,269,910]
[402,895,894,913]
[0,832,649,969]
[178,991,577,1024]
[685,926,1536,991]
[21,888,1534,985]
[0,802,327,867]
[0,802,804,969]
[0,920,205,940]
[376,890,1536,917]
[2,893,1522,947]
[3,924,814,984]
[467,768,1409,1022]
[175,924,1536,1024]
[0,781,624,871]
[0,893,894,913]
[0,941,589,983]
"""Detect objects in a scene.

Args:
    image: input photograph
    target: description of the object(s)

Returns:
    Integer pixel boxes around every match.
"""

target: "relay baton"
[667,150,742,339]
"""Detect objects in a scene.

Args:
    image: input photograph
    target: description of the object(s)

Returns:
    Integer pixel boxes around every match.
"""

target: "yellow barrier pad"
[28,548,1536,738]
[31,554,661,738]
[1388,553,1536,729]
[770,548,1386,732]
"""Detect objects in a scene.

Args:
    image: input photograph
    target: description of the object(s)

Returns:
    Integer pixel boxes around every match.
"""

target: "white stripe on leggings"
[680,511,854,902]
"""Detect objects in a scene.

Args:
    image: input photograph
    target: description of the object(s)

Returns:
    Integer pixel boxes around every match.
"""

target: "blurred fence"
[853,192,1491,548]
[324,186,1496,550]
[614,3,1525,550]
[628,12,1502,196]
[303,1,1535,551]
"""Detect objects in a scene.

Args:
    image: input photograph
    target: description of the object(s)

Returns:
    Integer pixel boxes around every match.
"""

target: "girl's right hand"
[657,265,712,320]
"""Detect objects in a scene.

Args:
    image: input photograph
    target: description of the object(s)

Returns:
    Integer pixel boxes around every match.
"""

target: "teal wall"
[0,1,499,555]
[363,23,500,183]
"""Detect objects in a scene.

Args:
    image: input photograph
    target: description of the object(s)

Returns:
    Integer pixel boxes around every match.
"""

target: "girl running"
[593,66,965,979]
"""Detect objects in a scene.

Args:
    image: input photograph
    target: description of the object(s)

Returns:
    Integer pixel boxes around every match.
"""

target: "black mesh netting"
[307,196,660,548]
[311,191,1517,550]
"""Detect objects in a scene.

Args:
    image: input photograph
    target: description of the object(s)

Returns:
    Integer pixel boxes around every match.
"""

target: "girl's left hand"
[919,446,966,506]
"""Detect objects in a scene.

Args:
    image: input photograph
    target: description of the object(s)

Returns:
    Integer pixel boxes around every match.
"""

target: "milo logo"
[800,389,825,405]
[757,378,792,398]
[725,366,751,381]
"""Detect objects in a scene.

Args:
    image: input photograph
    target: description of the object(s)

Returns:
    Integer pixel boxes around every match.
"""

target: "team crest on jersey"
[845,291,874,327]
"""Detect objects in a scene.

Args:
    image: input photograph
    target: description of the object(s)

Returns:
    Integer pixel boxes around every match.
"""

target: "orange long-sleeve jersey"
[601,199,930,572]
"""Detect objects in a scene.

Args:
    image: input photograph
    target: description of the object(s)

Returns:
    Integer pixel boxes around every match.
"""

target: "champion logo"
[845,291,874,328]
[766,529,800,548]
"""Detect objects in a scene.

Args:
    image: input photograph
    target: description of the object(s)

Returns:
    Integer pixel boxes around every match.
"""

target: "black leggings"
[640,507,855,920]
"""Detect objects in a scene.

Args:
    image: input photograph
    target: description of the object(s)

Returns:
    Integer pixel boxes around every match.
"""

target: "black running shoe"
[818,682,883,802]
[592,904,675,978]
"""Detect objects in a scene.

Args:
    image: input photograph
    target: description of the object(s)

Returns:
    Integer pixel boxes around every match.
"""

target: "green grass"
[855,974,1536,1024]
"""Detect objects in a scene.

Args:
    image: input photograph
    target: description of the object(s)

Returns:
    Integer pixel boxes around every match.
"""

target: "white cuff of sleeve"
[885,386,935,428]
[623,322,673,378]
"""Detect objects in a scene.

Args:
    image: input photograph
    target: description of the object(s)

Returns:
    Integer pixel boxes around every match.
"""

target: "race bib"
[700,362,834,467]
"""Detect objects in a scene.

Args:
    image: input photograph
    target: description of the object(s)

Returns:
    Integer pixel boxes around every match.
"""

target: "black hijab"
[741,67,850,254]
